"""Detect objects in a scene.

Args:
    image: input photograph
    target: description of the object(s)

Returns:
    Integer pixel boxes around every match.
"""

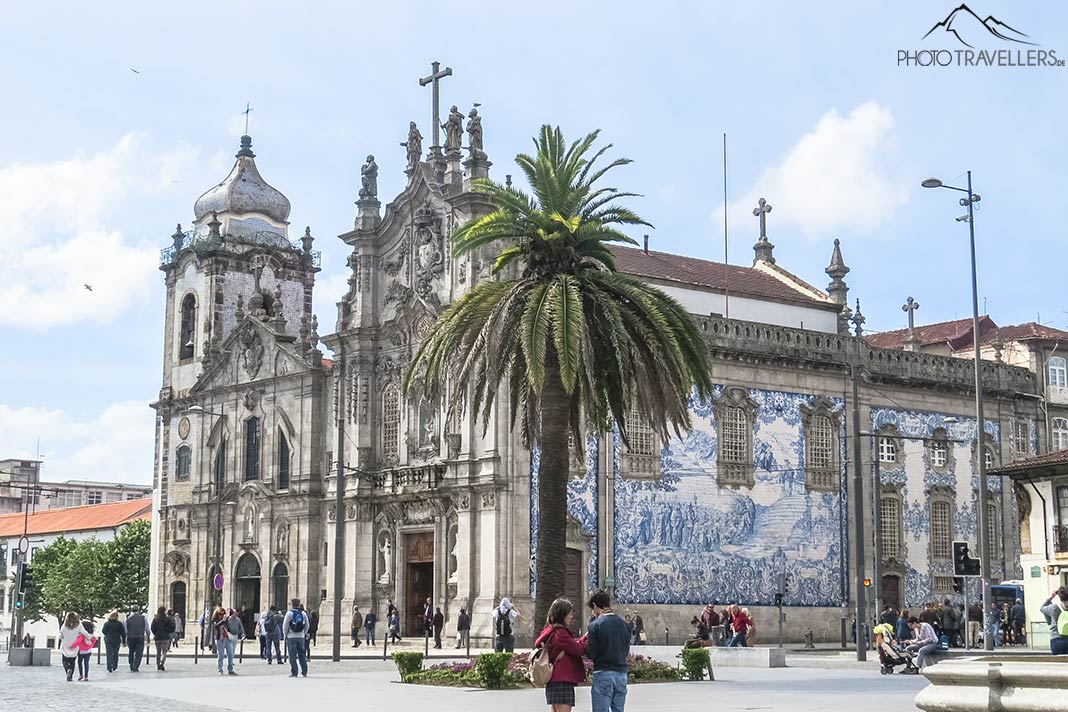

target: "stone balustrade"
[914,660,1068,712]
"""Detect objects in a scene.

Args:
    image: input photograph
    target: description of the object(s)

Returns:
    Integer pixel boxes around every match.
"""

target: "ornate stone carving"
[402,122,423,174]
[346,504,356,520]
[240,325,264,378]
[480,492,496,509]
[403,500,436,524]
[377,529,393,584]
[359,155,378,200]
[381,239,408,277]
[243,505,257,544]
[442,105,463,153]
[327,504,337,522]
[275,520,289,553]
[243,389,262,411]
[414,206,444,300]
[455,493,470,511]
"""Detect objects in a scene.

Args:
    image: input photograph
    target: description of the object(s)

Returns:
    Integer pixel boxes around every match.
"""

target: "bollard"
[239,638,244,663]
[382,627,389,661]
[424,629,430,658]
[664,627,669,646]
[194,636,198,664]
[466,630,471,660]
[97,638,102,664]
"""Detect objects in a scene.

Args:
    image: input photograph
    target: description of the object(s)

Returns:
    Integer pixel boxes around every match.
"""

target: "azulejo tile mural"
[612,386,847,607]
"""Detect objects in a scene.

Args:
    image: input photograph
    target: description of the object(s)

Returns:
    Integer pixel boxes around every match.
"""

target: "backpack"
[1058,609,1068,636]
[937,633,950,651]
[496,611,512,638]
[264,613,279,635]
[289,610,306,633]
[528,630,565,687]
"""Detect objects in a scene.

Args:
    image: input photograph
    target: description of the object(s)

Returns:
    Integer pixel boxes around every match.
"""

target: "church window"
[932,576,956,594]
[175,446,191,481]
[929,435,949,470]
[714,387,758,488]
[1049,356,1067,394]
[983,447,995,471]
[986,502,1000,559]
[622,403,660,478]
[930,499,953,561]
[1053,418,1068,452]
[802,398,840,493]
[1013,421,1030,458]
[277,432,290,490]
[879,437,897,463]
[880,495,902,561]
[214,439,227,491]
[179,294,196,361]
[382,385,400,461]
[245,417,261,481]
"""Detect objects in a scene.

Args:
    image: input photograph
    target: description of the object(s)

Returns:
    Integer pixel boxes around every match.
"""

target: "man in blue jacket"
[586,590,630,712]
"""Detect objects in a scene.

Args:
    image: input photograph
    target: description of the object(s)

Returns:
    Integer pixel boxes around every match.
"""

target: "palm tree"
[406,125,713,625]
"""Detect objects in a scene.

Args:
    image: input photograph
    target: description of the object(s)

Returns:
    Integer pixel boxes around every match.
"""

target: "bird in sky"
[130,68,140,74]
[83,284,93,292]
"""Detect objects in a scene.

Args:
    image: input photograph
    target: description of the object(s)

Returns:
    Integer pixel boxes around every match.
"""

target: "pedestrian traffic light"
[953,577,964,594]
[863,578,872,588]
[774,593,784,606]
[953,541,981,577]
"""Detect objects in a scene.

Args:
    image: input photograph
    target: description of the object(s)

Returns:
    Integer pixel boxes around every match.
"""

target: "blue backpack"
[290,610,306,632]
[937,633,950,651]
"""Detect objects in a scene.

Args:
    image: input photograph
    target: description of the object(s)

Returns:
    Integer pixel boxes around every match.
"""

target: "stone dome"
[193,136,291,223]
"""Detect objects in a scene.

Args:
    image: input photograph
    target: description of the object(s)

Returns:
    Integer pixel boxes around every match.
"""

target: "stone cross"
[419,61,453,151]
[753,198,773,239]
[902,296,921,331]
[242,102,253,135]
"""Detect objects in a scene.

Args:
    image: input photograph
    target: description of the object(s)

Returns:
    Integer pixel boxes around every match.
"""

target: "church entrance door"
[235,553,261,613]
[404,533,434,637]
[563,549,583,635]
[881,575,901,612]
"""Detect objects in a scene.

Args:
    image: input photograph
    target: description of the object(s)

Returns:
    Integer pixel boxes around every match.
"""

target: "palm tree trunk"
[534,352,571,628]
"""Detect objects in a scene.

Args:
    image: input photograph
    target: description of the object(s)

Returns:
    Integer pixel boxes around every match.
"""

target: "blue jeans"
[365,625,375,645]
[216,638,235,673]
[287,638,307,676]
[727,632,748,647]
[591,670,628,712]
[267,634,282,662]
[1051,637,1068,655]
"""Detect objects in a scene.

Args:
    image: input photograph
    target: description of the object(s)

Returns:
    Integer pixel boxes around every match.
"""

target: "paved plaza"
[4,650,929,712]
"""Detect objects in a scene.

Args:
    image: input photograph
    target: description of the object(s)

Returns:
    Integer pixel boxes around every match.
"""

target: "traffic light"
[863,578,872,588]
[17,562,32,595]
[774,593,784,607]
[953,541,981,577]
[953,577,964,594]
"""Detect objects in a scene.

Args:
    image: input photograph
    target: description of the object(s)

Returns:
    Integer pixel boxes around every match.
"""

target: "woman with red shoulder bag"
[533,598,589,712]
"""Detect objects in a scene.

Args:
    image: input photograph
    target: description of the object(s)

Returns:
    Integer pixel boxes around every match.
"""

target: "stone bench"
[915,661,1068,712]
[7,648,51,666]
[706,646,786,668]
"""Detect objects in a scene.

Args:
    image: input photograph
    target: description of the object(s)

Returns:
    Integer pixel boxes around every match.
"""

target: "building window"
[986,502,1000,559]
[1053,418,1068,452]
[622,403,659,478]
[1057,486,1068,527]
[879,437,897,464]
[983,447,995,471]
[277,432,290,490]
[801,398,840,492]
[105,491,122,503]
[214,439,227,491]
[929,438,949,469]
[1013,421,1030,459]
[54,490,82,508]
[382,385,400,462]
[712,387,761,488]
[86,491,102,505]
[244,417,261,481]
[179,294,196,361]
[880,495,902,561]
[930,499,953,561]
[933,576,956,594]
[126,493,141,501]
[175,445,191,481]
[1050,355,1067,393]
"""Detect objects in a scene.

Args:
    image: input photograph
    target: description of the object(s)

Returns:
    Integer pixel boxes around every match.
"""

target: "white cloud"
[0,133,201,329]
[0,401,155,485]
[723,102,908,238]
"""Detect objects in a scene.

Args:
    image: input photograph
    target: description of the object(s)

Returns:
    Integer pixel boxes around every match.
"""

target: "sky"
[0,1,1065,485]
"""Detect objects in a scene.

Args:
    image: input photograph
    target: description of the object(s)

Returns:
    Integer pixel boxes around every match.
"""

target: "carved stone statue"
[359,155,378,199]
[243,507,256,543]
[442,105,463,153]
[466,108,484,158]
[276,521,289,552]
[402,122,423,173]
[377,532,393,584]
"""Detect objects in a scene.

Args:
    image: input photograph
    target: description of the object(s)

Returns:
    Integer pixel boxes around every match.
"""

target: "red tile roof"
[990,448,1068,476]
[609,245,834,309]
[865,316,997,350]
[980,322,1068,345]
[0,499,152,538]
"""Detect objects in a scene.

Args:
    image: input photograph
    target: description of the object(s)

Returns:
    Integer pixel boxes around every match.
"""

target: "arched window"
[929,437,949,469]
[175,445,191,481]
[1050,356,1067,393]
[983,447,996,471]
[930,499,953,561]
[213,439,227,491]
[179,294,196,360]
[880,496,902,561]
[1053,418,1068,452]
[271,562,289,610]
[245,417,261,481]
[277,431,290,490]
[879,437,897,463]
[234,553,261,613]
[382,386,400,461]
[802,398,840,492]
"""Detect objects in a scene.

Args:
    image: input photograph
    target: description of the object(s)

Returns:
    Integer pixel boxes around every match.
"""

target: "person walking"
[586,590,630,712]
[283,598,309,677]
[363,608,377,646]
[534,599,588,712]
[906,616,939,669]
[151,606,175,671]
[941,598,960,648]
[213,607,237,676]
[493,597,519,652]
[102,610,125,673]
[423,596,433,643]
[351,606,363,648]
[263,606,283,664]
[389,608,401,643]
[632,613,645,646]
[308,609,319,647]
[172,611,184,649]
[742,607,757,646]
[58,612,91,682]
[77,620,95,681]
[455,607,470,649]
[1010,598,1026,646]
[967,601,983,648]
[432,607,444,649]
[125,607,147,672]
[727,605,752,648]
[1040,587,1068,655]
[256,609,268,660]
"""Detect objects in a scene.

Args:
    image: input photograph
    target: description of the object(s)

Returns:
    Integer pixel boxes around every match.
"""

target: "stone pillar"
[355,198,381,232]
[463,155,492,188]
[444,149,464,194]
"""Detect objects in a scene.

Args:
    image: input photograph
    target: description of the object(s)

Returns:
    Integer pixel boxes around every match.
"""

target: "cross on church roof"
[753,198,772,239]
[242,102,253,135]
[419,61,453,152]
[902,296,921,331]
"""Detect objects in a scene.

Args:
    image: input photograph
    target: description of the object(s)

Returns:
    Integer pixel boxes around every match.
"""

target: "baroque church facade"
[149,101,1046,643]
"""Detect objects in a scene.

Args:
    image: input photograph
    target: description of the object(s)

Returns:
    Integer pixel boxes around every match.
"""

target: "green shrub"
[680,647,712,681]
[628,654,681,682]
[476,652,514,689]
[392,651,425,681]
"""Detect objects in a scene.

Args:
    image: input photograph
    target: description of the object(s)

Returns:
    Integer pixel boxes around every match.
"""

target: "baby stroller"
[874,624,919,675]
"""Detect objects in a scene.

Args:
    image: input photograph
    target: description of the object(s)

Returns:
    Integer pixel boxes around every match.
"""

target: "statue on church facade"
[359,155,378,199]
[466,107,484,158]
[442,105,464,153]
[402,122,423,173]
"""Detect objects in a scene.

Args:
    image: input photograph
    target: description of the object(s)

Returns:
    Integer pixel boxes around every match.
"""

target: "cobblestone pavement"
[4,650,928,712]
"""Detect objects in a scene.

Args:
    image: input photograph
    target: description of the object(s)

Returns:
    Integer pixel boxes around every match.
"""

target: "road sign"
[213,573,224,591]
[17,535,29,555]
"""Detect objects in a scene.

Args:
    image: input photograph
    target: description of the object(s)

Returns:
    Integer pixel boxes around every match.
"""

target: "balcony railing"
[368,464,446,493]
[1053,525,1068,554]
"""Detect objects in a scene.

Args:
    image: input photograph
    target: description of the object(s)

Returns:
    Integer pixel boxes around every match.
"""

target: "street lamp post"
[922,172,993,650]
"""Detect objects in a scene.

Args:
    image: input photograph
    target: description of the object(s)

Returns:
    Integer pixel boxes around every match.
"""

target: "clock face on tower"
[178,417,191,440]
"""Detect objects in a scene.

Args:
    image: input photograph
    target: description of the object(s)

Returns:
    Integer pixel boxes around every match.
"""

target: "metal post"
[424,626,430,658]
[332,353,346,663]
[963,587,970,650]
[851,364,867,661]
[873,442,882,629]
[383,625,388,661]
[664,627,668,646]
[777,601,784,648]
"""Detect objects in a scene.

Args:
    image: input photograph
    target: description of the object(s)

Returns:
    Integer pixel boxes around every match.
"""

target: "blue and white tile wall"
[611,386,847,607]
[529,435,600,597]
[870,407,1021,607]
